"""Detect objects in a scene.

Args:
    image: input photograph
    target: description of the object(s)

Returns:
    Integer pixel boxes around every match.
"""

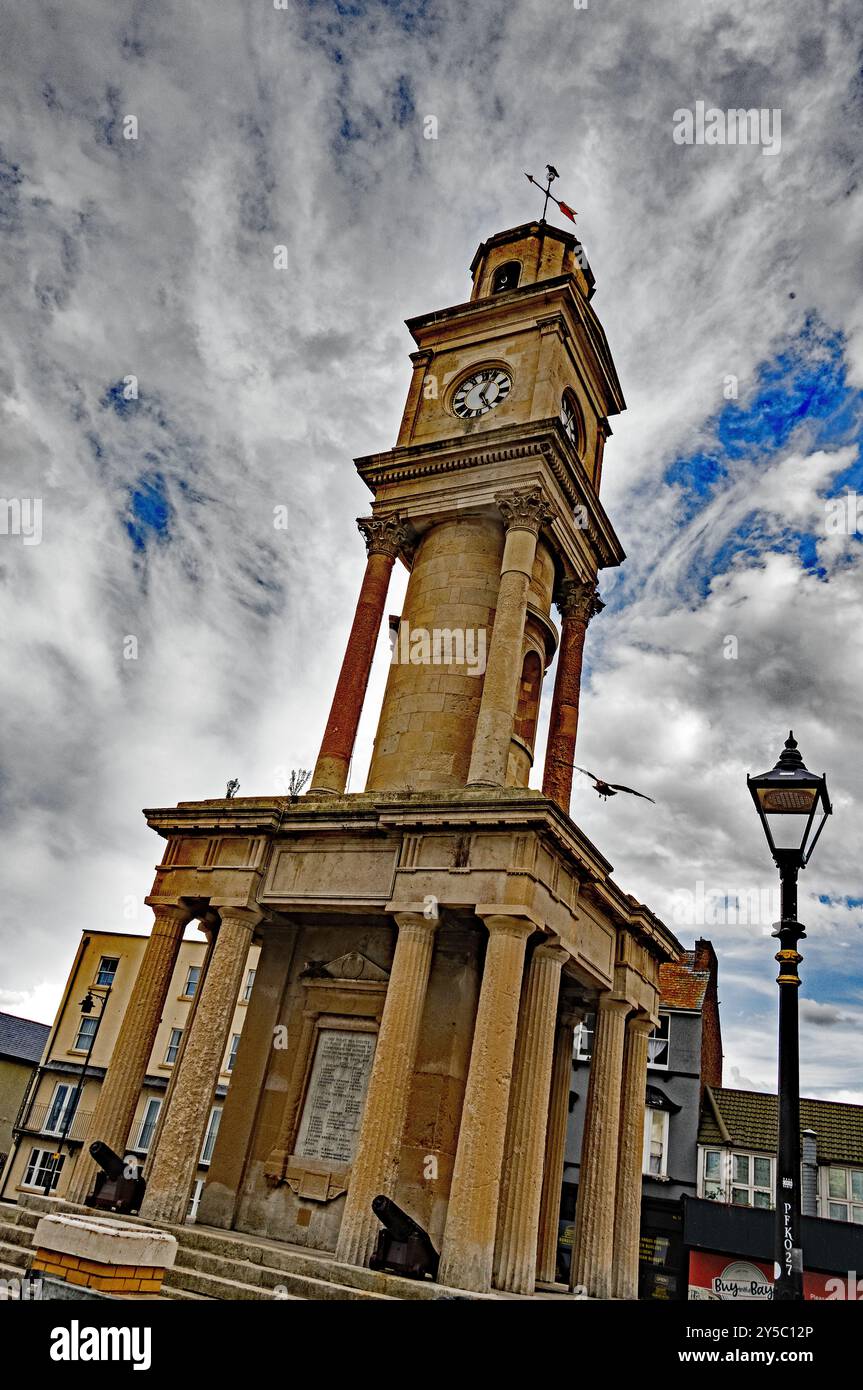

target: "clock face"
[452,368,512,419]
[561,395,580,448]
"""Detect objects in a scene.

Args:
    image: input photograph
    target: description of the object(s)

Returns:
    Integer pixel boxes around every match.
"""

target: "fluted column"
[612,1013,654,1300]
[335,911,439,1267]
[467,490,554,788]
[542,578,603,813]
[535,1003,583,1285]
[66,904,193,1204]
[139,907,261,1225]
[310,515,410,795]
[571,994,630,1298]
[494,941,568,1294]
[438,913,533,1293]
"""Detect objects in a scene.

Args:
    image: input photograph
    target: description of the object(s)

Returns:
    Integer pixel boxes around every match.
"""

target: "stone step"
[0,1260,32,1298]
[167,1245,394,1301]
[171,1226,486,1300]
[159,1283,215,1301]
[0,1240,30,1270]
[0,1220,36,1249]
[163,1264,307,1302]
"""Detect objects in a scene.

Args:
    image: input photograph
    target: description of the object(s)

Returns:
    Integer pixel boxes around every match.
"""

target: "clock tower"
[85,216,679,1305]
[310,219,625,808]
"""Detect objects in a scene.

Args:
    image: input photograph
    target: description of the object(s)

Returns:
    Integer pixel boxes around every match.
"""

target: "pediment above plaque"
[301,951,390,982]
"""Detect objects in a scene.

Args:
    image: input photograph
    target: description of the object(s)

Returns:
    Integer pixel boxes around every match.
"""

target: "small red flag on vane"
[524,170,577,225]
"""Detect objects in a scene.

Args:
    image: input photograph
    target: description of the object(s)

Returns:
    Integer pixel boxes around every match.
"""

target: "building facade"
[687,1081,863,1300]
[0,1012,49,1180]
[58,220,682,1299]
[562,938,722,1297]
[0,930,258,1219]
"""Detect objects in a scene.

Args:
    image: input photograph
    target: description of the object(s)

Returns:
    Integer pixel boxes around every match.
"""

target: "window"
[643,1108,669,1177]
[574,1014,594,1061]
[201,1106,222,1165]
[242,969,256,1002]
[826,1166,863,1224]
[514,651,543,749]
[73,1015,98,1051]
[491,261,520,293]
[226,1034,241,1073]
[731,1153,773,1209]
[187,1178,204,1224]
[164,1028,183,1065]
[95,956,119,987]
[182,965,201,999]
[134,1098,162,1152]
[648,1015,671,1068]
[703,1148,725,1201]
[560,392,585,453]
[44,1084,79,1136]
[23,1147,65,1191]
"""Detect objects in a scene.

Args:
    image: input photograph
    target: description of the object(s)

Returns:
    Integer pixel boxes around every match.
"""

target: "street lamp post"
[747,732,831,1302]
[44,986,112,1198]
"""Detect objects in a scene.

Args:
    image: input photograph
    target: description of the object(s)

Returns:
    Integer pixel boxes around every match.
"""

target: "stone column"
[542,579,603,813]
[310,515,410,795]
[535,1003,582,1285]
[66,904,193,1204]
[467,490,554,788]
[139,907,261,1226]
[335,910,439,1268]
[612,1013,653,1300]
[438,912,533,1293]
[493,941,568,1294]
[570,994,630,1299]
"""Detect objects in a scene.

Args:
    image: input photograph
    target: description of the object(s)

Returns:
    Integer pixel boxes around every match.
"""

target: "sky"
[0,0,861,1104]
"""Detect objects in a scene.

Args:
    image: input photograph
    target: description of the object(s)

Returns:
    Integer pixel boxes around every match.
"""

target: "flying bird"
[573,766,655,803]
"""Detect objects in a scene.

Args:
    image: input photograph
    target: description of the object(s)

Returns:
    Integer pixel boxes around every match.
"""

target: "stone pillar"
[310,515,410,795]
[542,579,603,813]
[467,490,554,788]
[570,994,630,1299]
[612,1013,653,1300]
[66,904,192,1204]
[140,907,261,1226]
[493,941,568,1294]
[335,911,439,1268]
[535,1003,582,1286]
[438,912,533,1293]
[197,924,298,1230]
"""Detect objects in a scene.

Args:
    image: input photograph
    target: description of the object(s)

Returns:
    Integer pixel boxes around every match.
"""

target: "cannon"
[83,1141,146,1215]
[368,1195,439,1280]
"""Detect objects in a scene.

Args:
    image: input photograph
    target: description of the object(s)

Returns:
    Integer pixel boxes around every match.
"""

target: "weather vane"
[524,165,577,225]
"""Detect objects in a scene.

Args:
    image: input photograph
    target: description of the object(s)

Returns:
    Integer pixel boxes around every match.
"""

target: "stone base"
[31,1214,177,1297]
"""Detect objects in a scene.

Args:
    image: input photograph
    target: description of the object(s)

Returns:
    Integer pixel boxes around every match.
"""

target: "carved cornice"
[556,578,604,625]
[496,487,556,536]
[357,514,412,560]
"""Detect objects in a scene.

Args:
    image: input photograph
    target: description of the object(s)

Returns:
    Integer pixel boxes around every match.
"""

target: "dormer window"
[491,261,520,293]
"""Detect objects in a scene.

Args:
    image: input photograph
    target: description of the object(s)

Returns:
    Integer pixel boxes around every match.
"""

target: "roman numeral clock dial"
[452,368,512,419]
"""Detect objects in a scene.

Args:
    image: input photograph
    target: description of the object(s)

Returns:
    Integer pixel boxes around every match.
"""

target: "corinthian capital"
[556,578,604,624]
[495,487,555,536]
[357,514,412,559]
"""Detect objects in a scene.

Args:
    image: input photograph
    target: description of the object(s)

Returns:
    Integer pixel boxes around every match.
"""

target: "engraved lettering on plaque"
[295,1029,376,1165]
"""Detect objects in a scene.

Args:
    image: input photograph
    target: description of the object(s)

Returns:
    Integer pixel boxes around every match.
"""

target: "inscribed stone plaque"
[295,1029,376,1165]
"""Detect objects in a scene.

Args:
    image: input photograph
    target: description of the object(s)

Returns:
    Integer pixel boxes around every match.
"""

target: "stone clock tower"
[310,219,625,807]
[73,220,680,1301]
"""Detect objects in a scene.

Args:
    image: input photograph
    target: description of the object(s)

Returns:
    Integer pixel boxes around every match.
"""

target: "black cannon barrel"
[88,1141,126,1180]
[371,1194,424,1243]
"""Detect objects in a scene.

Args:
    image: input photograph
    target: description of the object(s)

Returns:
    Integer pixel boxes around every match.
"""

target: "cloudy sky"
[1,0,861,1103]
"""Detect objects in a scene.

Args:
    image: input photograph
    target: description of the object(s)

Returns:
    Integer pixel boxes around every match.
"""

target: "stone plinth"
[31,1214,177,1296]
